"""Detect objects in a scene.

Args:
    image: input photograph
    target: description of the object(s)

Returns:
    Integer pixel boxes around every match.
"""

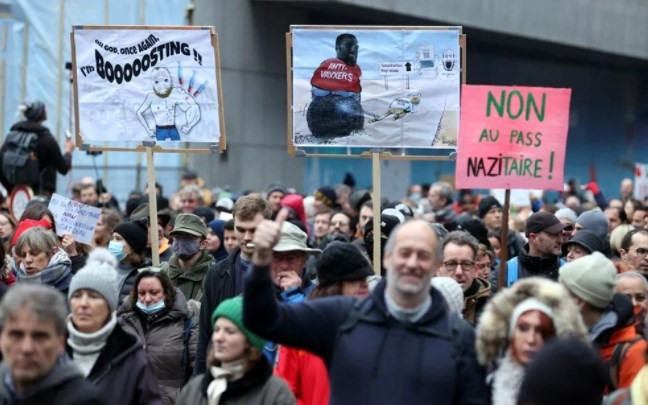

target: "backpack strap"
[608,336,643,391]
[337,297,376,338]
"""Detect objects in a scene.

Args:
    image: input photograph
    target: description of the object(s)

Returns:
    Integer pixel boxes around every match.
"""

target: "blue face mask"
[410,192,421,202]
[136,300,165,315]
[108,240,126,262]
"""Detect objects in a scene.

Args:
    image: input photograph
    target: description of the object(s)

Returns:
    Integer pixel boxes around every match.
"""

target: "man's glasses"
[442,260,475,271]
[330,221,349,227]
[632,247,648,257]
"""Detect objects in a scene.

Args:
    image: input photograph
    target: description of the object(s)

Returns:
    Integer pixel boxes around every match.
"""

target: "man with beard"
[136,66,201,141]
[505,212,567,287]
[328,211,356,242]
[243,215,488,404]
[307,33,364,137]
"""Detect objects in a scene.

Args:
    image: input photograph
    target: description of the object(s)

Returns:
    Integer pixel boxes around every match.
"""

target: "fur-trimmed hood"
[476,277,588,365]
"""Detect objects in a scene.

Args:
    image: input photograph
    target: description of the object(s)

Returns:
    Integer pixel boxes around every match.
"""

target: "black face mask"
[172,238,201,260]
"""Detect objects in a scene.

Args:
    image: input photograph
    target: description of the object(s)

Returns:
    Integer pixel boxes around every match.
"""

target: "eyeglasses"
[330,221,349,227]
[632,247,648,257]
[442,260,475,271]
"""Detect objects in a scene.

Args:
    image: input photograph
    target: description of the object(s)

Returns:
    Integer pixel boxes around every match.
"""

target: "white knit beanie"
[509,297,554,338]
[68,248,120,311]
[558,251,617,309]
[431,277,465,316]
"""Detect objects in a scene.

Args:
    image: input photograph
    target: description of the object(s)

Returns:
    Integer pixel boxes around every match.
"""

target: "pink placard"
[455,85,571,190]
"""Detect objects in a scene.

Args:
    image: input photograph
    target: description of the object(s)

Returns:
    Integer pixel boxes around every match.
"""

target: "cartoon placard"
[72,26,224,144]
[290,27,461,149]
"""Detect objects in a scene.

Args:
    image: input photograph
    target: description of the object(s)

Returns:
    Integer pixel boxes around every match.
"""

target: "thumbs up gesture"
[252,208,288,266]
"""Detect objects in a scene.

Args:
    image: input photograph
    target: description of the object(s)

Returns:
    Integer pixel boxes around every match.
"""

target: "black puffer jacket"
[118,289,199,405]
[66,323,162,405]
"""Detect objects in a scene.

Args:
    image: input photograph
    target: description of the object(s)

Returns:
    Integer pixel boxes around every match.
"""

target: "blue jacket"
[243,264,488,405]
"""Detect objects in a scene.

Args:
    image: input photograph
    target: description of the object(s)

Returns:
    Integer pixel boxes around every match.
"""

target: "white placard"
[379,62,408,75]
[491,189,544,207]
[73,27,222,143]
[48,194,102,245]
[635,163,648,201]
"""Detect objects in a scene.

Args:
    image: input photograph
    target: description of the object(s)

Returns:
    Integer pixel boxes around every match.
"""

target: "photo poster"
[635,163,648,201]
[72,26,224,145]
[290,26,461,149]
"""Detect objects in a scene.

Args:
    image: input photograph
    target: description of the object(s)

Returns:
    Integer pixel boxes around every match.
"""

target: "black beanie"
[113,221,148,255]
[517,338,606,405]
[478,196,502,219]
[456,217,491,249]
[316,242,374,286]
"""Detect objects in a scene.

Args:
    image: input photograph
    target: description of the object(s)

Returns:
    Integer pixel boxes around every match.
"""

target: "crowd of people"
[0,102,647,405]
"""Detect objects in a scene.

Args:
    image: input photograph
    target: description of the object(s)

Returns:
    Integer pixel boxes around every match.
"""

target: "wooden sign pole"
[498,189,511,290]
[146,146,160,266]
[372,152,381,275]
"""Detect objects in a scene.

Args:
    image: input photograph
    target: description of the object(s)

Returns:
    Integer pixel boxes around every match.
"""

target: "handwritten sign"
[48,194,102,245]
[455,85,571,190]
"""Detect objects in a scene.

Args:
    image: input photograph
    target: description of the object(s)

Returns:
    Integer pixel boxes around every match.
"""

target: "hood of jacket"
[590,293,636,344]
[476,277,588,365]
[0,356,81,400]
[166,249,215,282]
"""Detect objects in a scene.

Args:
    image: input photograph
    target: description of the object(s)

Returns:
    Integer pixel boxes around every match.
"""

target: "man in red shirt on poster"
[307,33,365,138]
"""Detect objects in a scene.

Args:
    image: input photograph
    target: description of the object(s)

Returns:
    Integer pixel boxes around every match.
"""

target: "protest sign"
[72,27,224,144]
[635,163,648,201]
[455,85,571,190]
[291,27,461,148]
[48,194,102,245]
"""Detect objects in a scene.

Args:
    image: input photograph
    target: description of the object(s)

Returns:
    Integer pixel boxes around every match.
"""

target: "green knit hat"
[211,296,266,350]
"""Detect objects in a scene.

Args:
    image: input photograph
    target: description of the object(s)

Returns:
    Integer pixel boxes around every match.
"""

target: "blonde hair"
[610,224,635,254]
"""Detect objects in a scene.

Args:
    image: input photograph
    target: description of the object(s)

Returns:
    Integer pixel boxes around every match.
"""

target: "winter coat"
[275,346,329,405]
[66,322,162,405]
[243,264,489,405]
[476,277,589,404]
[476,277,588,366]
[161,249,215,301]
[0,357,106,405]
[118,289,199,405]
[0,120,71,195]
[590,293,647,392]
[463,276,490,325]
[195,248,242,375]
[16,250,72,295]
[177,357,295,405]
